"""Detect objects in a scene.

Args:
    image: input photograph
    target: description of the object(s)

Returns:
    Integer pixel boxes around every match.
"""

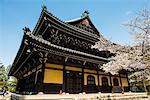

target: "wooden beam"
[13,51,34,76]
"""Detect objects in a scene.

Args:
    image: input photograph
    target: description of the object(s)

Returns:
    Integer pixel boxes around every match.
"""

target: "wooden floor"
[1,92,149,100]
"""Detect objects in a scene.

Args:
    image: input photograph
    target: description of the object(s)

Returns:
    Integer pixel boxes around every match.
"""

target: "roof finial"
[23,27,31,35]
[82,10,89,18]
[42,5,47,11]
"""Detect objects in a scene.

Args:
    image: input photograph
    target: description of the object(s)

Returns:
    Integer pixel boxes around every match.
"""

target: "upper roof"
[32,6,100,43]
[66,11,100,36]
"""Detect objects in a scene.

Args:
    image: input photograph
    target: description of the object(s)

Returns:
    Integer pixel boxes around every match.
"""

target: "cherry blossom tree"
[92,8,150,92]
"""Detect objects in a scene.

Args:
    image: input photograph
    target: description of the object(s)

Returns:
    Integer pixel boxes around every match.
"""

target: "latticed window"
[87,75,95,85]
[102,77,108,86]
[113,78,119,86]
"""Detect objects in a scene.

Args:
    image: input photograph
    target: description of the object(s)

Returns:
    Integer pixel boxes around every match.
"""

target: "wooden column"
[62,57,68,93]
[34,63,38,93]
[16,79,20,92]
[62,65,66,92]
[119,74,122,86]
[126,72,130,91]
[82,65,84,92]
[34,62,39,93]
[38,52,48,93]
[119,73,123,92]
[97,67,100,92]
[82,60,86,93]
[109,73,112,92]
[31,58,36,93]
[41,60,45,92]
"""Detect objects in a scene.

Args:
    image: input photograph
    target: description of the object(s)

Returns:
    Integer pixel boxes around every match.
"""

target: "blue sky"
[0,0,150,67]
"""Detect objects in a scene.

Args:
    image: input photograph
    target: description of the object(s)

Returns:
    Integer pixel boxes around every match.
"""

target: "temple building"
[9,6,129,94]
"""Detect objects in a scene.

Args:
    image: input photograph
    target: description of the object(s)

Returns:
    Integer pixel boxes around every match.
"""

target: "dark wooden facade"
[9,6,129,94]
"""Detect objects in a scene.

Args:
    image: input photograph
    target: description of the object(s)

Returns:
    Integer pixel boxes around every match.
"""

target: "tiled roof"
[26,32,109,61]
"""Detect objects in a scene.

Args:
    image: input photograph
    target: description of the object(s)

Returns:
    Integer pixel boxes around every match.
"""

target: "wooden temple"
[9,6,129,94]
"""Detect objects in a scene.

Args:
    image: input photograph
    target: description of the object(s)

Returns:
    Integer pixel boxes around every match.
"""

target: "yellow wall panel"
[84,69,97,73]
[44,69,63,84]
[98,71,105,74]
[45,63,63,69]
[99,75,111,86]
[121,78,128,86]
[120,74,126,77]
[65,66,82,72]
[84,73,87,85]
[98,71,110,76]
[84,73,98,86]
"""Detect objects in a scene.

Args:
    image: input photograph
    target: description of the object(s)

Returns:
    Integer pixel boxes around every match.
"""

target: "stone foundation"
[9,92,149,100]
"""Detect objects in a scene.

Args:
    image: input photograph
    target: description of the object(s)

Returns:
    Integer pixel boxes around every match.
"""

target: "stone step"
[8,92,150,100]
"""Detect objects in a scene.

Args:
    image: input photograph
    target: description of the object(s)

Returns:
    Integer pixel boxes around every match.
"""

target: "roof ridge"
[65,16,82,23]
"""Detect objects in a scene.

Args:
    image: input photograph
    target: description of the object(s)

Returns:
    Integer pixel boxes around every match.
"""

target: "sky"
[0,0,150,67]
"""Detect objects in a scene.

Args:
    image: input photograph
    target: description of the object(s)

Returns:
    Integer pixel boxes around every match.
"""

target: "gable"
[66,14,100,36]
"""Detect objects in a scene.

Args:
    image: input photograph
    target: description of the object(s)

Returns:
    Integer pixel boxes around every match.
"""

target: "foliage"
[0,63,8,85]
[7,76,17,92]
[92,9,150,91]
[0,62,17,92]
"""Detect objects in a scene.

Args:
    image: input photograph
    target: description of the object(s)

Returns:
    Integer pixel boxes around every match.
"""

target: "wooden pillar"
[119,74,122,87]
[41,60,45,92]
[62,65,66,92]
[109,73,112,92]
[82,65,84,92]
[119,73,123,93]
[34,64,38,93]
[16,79,20,92]
[97,67,100,92]
[38,52,48,93]
[126,72,130,91]
[34,65,39,93]
[82,60,86,92]
[62,57,68,93]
